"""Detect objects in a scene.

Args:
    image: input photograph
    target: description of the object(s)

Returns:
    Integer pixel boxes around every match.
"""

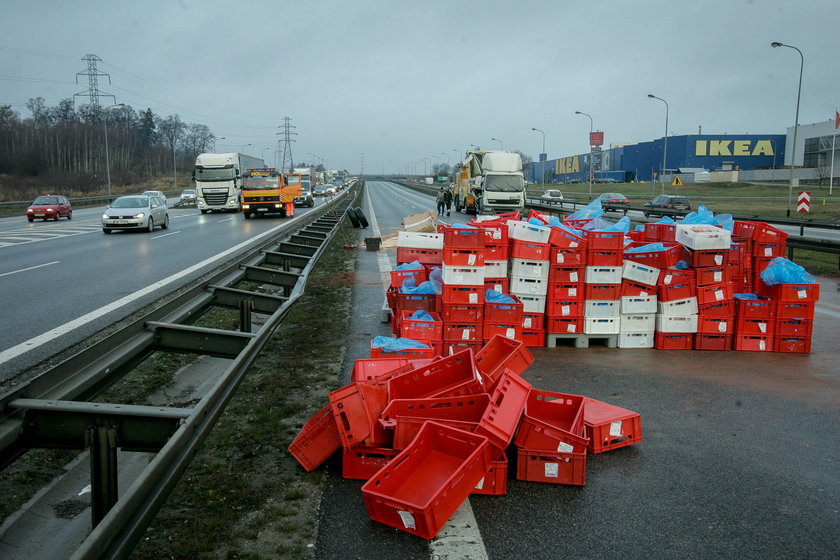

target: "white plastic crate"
[585,266,622,285]
[621,295,658,314]
[397,231,444,249]
[655,314,698,333]
[675,224,731,250]
[509,275,548,295]
[442,265,485,285]
[484,260,508,278]
[584,317,620,334]
[509,221,551,244]
[510,258,549,280]
[513,294,546,314]
[620,314,656,333]
[618,332,655,348]
[622,261,661,286]
[584,300,620,318]
[657,296,698,316]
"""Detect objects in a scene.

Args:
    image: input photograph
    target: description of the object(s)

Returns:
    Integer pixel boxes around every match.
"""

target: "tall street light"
[240,143,252,153]
[491,137,504,150]
[103,103,124,198]
[646,95,669,195]
[214,136,225,151]
[771,41,804,217]
[575,111,594,197]
[531,127,546,185]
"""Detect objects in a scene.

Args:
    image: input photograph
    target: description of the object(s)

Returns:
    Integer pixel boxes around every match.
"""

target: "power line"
[278,117,297,172]
[74,54,114,109]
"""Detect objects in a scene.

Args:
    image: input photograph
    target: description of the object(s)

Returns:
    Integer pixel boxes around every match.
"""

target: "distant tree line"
[0,98,215,197]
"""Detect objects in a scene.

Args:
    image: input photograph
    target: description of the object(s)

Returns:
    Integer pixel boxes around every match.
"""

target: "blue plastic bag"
[714,213,734,232]
[681,205,716,225]
[566,198,604,221]
[759,257,815,286]
[428,266,443,285]
[371,336,430,351]
[409,310,435,321]
[394,260,423,271]
[485,289,515,303]
[734,293,759,301]
[401,276,441,294]
[626,242,666,253]
[581,217,615,231]
[657,215,676,224]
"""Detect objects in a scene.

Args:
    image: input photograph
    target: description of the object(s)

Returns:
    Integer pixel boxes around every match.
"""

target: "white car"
[180,189,196,201]
[323,184,337,195]
[540,190,564,203]
[102,195,170,233]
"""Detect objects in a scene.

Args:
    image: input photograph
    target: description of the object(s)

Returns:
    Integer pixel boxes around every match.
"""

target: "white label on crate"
[468,254,477,265]
[469,293,478,304]
[715,255,723,265]
[398,510,416,529]
[610,421,623,437]
[557,441,574,453]
[570,272,579,282]
[475,477,485,490]
[567,324,577,333]
[764,247,772,257]
[556,253,565,264]
[493,284,502,291]
[523,317,533,328]
[544,463,559,478]
[562,305,571,316]
[664,274,673,285]
[759,322,767,333]
[718,321,728,333]
[461,329,470,340]
[493,230,501,239]
[570,241,579,248]
[715,289,724,301]
[506,328,516,338]
[797,290,807,299]
[640,290,650,296]
[456,273,464,282]
[714,271,722,282]
[569,287,578,297]
[759,340,766,351]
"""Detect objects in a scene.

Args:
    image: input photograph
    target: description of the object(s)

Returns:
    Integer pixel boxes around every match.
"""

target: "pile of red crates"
[288,335,643,539]
[388,214,819,354]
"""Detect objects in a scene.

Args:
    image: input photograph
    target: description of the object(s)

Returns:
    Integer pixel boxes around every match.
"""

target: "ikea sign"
[695,140,775,157]
[555,155,581,174]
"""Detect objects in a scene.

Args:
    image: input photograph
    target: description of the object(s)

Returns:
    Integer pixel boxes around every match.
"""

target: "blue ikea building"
[527,134,787,184]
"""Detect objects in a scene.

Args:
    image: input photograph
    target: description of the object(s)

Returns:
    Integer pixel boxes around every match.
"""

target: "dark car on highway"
[294,188,315,207]
[27,195,72,222]
[597,192,630,208]
[644,195,692,218]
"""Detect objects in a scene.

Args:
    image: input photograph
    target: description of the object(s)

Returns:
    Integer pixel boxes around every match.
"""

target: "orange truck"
[240,168,301,218]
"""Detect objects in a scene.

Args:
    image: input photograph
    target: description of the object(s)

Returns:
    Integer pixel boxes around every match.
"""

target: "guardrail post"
[88,421,119,526]
[239,299,252,333]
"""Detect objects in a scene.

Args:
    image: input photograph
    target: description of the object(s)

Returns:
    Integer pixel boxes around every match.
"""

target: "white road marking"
[0,261,61,277]
[150,231,181,240]
[0,220,296,366]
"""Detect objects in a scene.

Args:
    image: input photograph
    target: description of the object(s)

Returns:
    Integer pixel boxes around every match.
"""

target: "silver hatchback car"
[102,195,170,233]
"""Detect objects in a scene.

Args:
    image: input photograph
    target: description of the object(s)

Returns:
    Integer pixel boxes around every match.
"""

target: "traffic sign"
[672,176,683,186]
[797,191,811,213]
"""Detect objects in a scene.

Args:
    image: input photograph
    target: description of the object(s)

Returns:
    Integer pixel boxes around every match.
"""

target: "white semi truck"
[453,150,525,214]
[293,167,317,191]
[193,152,265,213]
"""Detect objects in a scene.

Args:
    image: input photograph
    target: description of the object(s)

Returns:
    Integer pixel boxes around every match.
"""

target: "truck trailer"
[193,152,265,213]
[453,150,525,215]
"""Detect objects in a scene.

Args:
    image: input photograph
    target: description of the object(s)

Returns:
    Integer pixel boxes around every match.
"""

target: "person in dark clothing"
[443,188,453,216]
[436,187,446,215]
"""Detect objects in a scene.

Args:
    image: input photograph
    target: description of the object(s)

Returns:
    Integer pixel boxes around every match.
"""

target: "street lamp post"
[771,41,804,217]
[240,143,252,153]
[214,136,225,151]
[531,127,546,185]
[103,103,125,198]
[646,95,669,195]
[575,111,594,197]
[491,137,504,150]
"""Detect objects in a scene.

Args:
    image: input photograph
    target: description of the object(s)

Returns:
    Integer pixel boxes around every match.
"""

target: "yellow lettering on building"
[709,141,732,156]
[555,156,580,174]
[695,141,707,156]
[733,140,751,156]
[752,140,774,156]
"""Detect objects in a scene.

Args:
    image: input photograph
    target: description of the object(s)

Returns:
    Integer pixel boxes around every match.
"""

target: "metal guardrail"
[0,191,182,211]
[0,187,359,558]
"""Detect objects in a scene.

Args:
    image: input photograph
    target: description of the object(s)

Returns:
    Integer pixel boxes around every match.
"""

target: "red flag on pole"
[835,110,840,130]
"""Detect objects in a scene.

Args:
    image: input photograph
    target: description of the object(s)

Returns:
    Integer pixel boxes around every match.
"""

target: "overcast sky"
[2,0,838,174]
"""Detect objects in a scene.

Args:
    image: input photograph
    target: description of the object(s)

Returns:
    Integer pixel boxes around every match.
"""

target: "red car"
[27,195,72,222]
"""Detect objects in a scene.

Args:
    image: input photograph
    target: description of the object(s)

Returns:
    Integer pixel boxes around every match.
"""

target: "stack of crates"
[483,292,524,346]
[545,226,588,338]
[476,220,510,294]
[508,221,552,346]
[583,230,625,338]
[618,252,661,349]
[733,294,776,352]
[654,268,698,349]
[731,221,789,293]
[759,279,819,353]
[440,226,486,355]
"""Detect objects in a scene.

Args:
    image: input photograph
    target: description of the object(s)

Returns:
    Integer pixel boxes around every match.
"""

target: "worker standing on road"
[436,187,446,216]
[443,187,453,216]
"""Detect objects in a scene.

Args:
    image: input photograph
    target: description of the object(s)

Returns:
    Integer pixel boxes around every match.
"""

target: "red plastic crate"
[361,422,491,539]
[695,266,732,286]
[681,247,730,268]
[697,316,734,334]
[381,394,490,428]
[443,247,486,267]
[391,267,427,289]
[653,332,694,350]
[696,283,734,305]
[583,398,643,453]
[521,313,545,330]
[758,282,820,302]
[484,295,524,323]
[735,317,775,336]
[585,230,625,250]
[484,243,509,261]
[510,240,551,261]
[753,242,786,258]
[443,226,486,249]
[388,349,484,400]
[441,284,484,305]
[734,221,789,244]
[351,357,415,383]
[472,456,508,495]
[584,283,621,300]
[733,334,774,352]
[644,222,677,242]
[775,318,813,337]
[621,280,657,297]
[520,329,546,347]
[329,381,390,448]
[775,301,815,320]
[399,310,443,341]
[694,333,733,351]
[440,341,482,356]
[396,247,442,266]
[547,315,584,334]
[547,282,584,300]
[546,299,584,317]
[441,303,483,323]
[516,448,586,486]
[551,247,586,266]
[484,277,509,293]
[735,297,776,319]
[482,323,523,342]
[442,322,483,343]
[476,371,532,454]
[698,300,735,318]
[623,242,682,268]
[288,403,343,471]
[515,389,586,450]
[343,446,400,480]
[774,336,812,353]
[476,224,509,245]
[549,266,584,284]
[587,249,623,266]
[563,218,593,229]
[474,334,535,381]
[548,227,586,249]
[394,292,441,314]
[658,279,696,302]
